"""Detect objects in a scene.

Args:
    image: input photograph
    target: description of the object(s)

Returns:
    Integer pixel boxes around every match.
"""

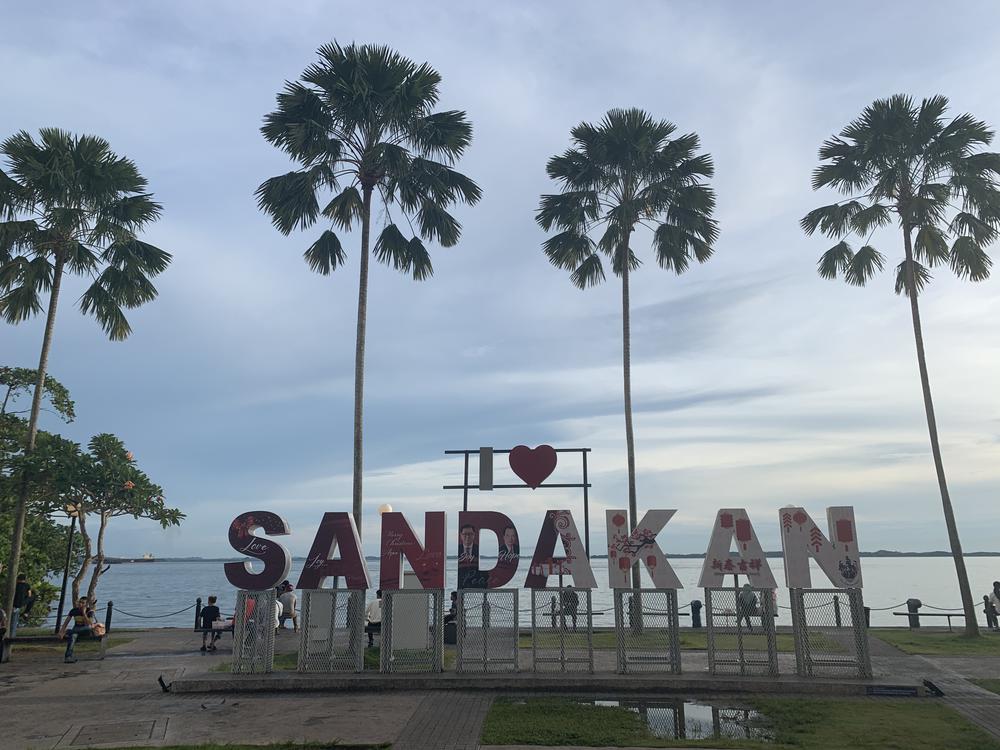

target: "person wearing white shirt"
[366,589,383,647]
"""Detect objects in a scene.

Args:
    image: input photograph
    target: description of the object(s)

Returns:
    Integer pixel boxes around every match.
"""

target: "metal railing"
[790,588,872,678]
[380,589,444,673]
[530,587,593,673]
[232,589,276,674]
[456,589,519,673]
[613,588,682,674]
[705,586,778,676]
[297,589,364,673]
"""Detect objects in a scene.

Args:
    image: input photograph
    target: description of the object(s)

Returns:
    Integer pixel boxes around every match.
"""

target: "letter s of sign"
[223,511,292,591]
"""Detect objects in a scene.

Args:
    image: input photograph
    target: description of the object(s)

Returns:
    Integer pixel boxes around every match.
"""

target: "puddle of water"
[585,698,776,743]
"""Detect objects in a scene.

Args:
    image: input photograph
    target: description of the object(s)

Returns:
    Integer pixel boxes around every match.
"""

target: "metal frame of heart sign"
[442,444,594,554]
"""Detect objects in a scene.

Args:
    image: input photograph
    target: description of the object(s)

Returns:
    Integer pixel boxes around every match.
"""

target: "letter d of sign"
[224,511,292,591]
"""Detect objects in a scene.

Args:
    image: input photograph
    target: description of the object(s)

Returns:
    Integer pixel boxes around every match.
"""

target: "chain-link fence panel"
[232,589,276,674]
[380,589,443,673]
[790,588,872,678]
[705,587,778,676]
[613,588,682,674]
[530,587,593,673]
[456,589,519,673]
[296,589,364,673]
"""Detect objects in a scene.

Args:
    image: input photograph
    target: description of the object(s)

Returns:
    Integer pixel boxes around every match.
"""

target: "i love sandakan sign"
[223,506,863,594]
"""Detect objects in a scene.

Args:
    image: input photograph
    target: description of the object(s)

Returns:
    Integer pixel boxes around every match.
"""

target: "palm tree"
[803,94,1000,636]
[256,43,481,534]
[537,109,719,585]
[0,128,169,627]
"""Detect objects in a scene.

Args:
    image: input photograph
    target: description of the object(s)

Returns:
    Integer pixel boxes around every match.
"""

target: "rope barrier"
[112,603,196,619]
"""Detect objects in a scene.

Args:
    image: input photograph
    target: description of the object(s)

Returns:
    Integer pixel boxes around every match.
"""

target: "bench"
[893,611,965,632]
[1,631,107,663]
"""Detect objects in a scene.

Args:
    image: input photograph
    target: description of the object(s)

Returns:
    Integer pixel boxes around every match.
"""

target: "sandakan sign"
[224,505,863,594]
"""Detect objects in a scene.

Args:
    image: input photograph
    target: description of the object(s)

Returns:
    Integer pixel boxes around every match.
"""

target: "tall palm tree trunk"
[620,247,640,590]
[3,256,65,627]
[903,228,979,636]
[352,186,374,536]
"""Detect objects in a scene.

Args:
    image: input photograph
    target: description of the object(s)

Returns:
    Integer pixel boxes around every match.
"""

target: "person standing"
[279,584,298,633]
[59,597,94,664]
[989,582,1000,632]
[10,574,33,637]
[200,595,222,652]
[737,584,758,632]
[561,586,580,631]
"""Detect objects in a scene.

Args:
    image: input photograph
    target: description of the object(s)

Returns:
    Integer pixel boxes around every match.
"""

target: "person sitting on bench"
[59,597,95,664]
[366,589,382,647]
[200,595,222,651]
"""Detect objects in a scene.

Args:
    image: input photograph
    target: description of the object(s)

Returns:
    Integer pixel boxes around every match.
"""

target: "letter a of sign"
[606,509,682,589]
[379,511,446,590]
[224,511,292,591]
[697,508,777,588]
[524,510,597,589]
[296,512,371,590]
[779,506,863,589]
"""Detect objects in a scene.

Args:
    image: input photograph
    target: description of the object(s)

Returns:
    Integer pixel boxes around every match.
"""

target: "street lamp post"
[53,504,80,635]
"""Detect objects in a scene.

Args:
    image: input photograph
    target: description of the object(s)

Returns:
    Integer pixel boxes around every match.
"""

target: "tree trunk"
[86,513,109,603]
[902,227,979,636]
[620,246,640,590]
[71,512,93,604]
[3,256,65,627]
[352,185,374,536]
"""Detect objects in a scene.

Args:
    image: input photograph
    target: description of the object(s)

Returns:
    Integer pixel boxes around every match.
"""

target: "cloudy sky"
[3,2,999,559]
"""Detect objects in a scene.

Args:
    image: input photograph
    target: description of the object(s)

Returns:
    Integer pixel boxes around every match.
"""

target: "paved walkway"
[2,628,1000,748]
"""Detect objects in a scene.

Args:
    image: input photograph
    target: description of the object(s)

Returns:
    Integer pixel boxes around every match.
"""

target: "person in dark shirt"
[200,595,223,651]
[11,574,32,637]
[59,597,94,663]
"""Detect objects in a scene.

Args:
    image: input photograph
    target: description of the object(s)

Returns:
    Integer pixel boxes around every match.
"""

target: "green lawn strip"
[971,679,1000,695]
[482,696,1000,750]
[872,628,1000,655]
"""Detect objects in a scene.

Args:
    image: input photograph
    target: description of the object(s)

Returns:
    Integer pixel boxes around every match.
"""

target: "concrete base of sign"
[171,670,922,697]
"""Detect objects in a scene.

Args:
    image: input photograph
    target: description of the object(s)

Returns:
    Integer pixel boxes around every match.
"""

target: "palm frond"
[322,186,364,230]
[844,245,886,286]
[542,230,594,270]
[949,235,992,281]
[303,230,345,275]
[416,200,460,247]
[800,201,864,237]
[373,224,433,279]
[913,225,950,267]
[409,110,473,161]
[536,191,598,231]
[79,280,131,340]
[894,259,933,297]
[254,169,322,235]
[817,240,853,280]
[569,252,605,289]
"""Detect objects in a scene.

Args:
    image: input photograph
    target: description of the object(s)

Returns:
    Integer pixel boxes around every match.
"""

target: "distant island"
[107,550,1000,563]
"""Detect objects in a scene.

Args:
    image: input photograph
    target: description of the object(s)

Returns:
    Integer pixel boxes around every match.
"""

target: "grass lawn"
[972,679,1000,695]
[482,696,1000,749]
[872,628,1000,655]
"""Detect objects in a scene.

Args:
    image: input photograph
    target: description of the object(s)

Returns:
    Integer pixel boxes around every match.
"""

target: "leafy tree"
[802,94,1000,636]
[60,434,182,602]
[256,42,480,534]
[1,373,81,627]
[0,130,170,626]
[537,109,718,583]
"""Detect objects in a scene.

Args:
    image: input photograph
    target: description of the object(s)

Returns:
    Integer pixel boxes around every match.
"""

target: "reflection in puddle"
[587,698,775,742]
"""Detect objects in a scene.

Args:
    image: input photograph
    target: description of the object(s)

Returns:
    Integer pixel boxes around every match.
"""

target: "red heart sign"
[509,444,557,489]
